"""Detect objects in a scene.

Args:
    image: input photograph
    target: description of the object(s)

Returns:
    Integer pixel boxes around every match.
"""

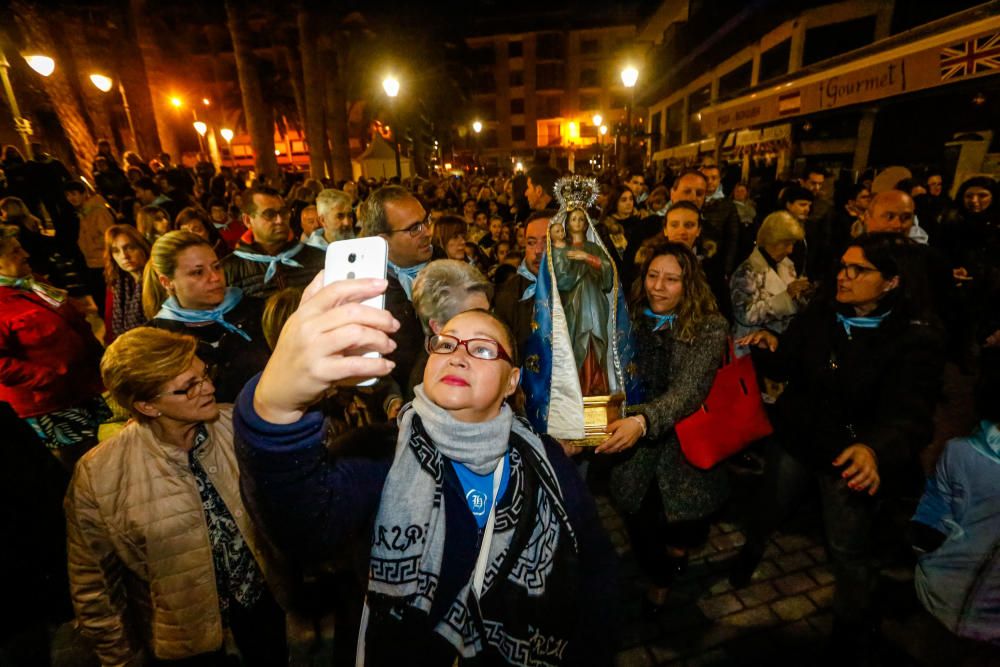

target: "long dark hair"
[955,176,996,215]
[629,240,719,343]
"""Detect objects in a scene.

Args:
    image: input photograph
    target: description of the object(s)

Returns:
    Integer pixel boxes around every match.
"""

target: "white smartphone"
[323,236,389,386]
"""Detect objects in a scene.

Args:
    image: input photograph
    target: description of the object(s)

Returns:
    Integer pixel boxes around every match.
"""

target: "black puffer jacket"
[769,298,945,472]
[148,296,272,402]
[222,238,325,299]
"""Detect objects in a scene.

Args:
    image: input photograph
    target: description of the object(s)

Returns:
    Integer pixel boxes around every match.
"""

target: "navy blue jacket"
[233,375,618,666]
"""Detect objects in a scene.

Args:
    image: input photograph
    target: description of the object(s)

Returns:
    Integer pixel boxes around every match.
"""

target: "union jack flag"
[940,32,1000,81]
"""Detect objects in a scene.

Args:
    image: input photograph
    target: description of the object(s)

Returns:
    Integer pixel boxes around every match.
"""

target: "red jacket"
[0,286,104,418]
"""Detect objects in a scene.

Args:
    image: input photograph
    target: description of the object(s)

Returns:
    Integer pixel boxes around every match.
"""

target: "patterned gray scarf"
[366,384,579,664]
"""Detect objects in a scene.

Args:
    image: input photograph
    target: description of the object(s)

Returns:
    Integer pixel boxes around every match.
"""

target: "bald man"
[861,190,916,236]
[494,214,550,354]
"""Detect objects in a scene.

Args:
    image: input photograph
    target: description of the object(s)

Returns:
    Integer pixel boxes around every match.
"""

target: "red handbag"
[675,339,773,470]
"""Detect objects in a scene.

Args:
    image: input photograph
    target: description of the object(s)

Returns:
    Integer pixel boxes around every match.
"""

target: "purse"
[675,338,773,469]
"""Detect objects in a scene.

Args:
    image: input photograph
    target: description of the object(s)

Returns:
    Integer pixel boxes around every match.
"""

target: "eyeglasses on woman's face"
[156,368,214,400]
[838,262,880,280]
[427,334,513,364]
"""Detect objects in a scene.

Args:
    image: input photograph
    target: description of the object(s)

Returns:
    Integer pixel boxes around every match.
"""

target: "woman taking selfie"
[596,240,728,613]
[234,274,617,666]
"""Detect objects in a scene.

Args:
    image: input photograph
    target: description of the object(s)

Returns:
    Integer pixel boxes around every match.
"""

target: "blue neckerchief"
[388,260,427,300]
[643,307,676,331]
[450,454,510,529]
[155,287,252,341]
[517,260,537,301]
[305,228,329,250]
[836,310,891,337]
[232,243,305,283]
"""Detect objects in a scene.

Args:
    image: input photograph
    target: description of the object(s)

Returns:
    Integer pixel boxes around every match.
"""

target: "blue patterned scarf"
[156,287,251,341]
[0,275,67,307]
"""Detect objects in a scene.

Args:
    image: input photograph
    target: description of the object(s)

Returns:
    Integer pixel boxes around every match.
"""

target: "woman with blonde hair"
[66,327,288,666]
[143,231,270,402]
[596,240,728,613]
[102,224,150,344]
[730,211,812,348]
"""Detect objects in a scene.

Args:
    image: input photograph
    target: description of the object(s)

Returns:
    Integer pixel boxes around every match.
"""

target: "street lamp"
[90,73,139,153]
[620,65,639,167]
[1,52,47,158]
[382,75,402,179]
[592,113,602,128]
[599,125,608,172]
[220,128,234,166]
[89,74,112,92]
[193,121,207,136]
[23,54,54,77]
[472,120,482,173]
[170,96,183,109]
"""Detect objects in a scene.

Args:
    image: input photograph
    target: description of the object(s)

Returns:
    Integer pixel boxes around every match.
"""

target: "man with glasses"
[223,186,325,299]
[359,185,442,395]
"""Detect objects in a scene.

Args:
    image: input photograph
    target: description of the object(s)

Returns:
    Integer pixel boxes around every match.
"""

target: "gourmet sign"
[701,26,1000,134]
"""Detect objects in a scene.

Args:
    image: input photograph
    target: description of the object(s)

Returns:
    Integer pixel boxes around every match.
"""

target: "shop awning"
[701,8,1000,135]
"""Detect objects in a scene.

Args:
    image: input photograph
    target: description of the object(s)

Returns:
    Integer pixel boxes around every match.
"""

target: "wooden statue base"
[567,393,625,447]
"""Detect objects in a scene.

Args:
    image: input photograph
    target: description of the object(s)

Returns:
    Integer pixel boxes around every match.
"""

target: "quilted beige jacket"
[65,407,284,666]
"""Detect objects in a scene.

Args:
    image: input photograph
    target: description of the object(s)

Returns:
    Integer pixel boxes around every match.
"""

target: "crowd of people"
[1,138,999,667]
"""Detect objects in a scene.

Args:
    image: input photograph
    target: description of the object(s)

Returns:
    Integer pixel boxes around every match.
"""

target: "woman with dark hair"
[599,185,638,257]
[102,224,150,344]
[732,233,946,658]
[430,215,468,262]
[596,240,728,612]
[175,206,231,258]
[939,176,999,362]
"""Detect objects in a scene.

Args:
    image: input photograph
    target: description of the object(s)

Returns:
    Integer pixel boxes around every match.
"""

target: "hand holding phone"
[324,237,390,386]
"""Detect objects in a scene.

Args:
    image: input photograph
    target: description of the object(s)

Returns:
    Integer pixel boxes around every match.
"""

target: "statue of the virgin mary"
[522,176,643,444]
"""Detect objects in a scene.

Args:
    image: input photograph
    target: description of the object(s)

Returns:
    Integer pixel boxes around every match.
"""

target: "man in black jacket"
[700,164,742,277]
[359,185,437,397]
[223,186,325,299]
[494,213,549,354]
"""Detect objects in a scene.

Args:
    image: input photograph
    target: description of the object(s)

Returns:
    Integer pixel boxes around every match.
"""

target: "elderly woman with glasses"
[234,273,617,666]
[65,327,288,666]
[732,233,945,659]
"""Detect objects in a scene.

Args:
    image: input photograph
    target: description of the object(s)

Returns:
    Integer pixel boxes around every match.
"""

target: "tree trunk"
[129,0,178,162]
[224,0,279,184]
[283,41,308,150]
[320,38,352,183]
[11,2,98,179]
[297,8,329,180]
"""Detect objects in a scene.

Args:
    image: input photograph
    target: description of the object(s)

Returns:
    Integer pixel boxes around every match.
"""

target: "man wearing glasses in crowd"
[223,186,326,299]
[359,185,443,396]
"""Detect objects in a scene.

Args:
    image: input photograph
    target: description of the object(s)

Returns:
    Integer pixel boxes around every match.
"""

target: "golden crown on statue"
[554,175,600,211]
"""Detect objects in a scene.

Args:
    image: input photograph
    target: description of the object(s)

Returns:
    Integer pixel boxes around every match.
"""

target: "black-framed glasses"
[386,220,428,237]
[427,334,513,364]
[155,370,214,400]
[838,263,880,280]
[259,207,291,222]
